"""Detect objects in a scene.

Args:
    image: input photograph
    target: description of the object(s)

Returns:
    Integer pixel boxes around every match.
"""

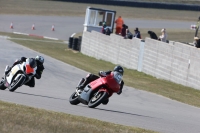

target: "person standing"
[101,22,111,36]
[194,37,200,48]
[115,16,124,35]
[101,22,107,34]
[121,24,127,37]
[147,30,158,40]
[125,26,133,39]
[158,28,168,42]
[133,27,141,39]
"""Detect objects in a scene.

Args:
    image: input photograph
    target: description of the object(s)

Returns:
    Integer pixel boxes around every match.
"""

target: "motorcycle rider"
[77,65,124,105]
[5,55,45,87]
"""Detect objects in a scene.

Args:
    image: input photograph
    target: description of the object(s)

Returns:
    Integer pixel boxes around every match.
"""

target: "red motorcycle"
[69,71,122,108]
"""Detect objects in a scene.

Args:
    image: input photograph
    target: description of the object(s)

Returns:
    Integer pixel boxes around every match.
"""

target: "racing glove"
[117,81,124,95]
[99,71,107,77]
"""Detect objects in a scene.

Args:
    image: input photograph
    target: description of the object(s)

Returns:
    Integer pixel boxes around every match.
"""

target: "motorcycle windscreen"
[25,64,34,74]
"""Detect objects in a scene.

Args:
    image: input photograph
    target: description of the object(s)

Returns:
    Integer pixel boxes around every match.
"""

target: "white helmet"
[35,55,44,64]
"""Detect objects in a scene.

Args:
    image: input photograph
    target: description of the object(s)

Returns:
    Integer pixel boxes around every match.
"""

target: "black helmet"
[27,58,37,68]
[113,65,124,75]
[35,55,44,65]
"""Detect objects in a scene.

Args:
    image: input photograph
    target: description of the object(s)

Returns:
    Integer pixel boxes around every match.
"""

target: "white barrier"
[81,31,200,90]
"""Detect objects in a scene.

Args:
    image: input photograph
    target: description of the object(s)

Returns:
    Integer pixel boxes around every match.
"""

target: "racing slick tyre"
[0,78,6,90]
[9,75,25,92]
[69,92,80,105]
[88,91,108,108]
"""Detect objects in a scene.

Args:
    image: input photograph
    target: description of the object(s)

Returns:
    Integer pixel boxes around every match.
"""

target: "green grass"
[1,31,200,108]
[0,100,157,133]
[1,0,200,21]
[1,0,200,132]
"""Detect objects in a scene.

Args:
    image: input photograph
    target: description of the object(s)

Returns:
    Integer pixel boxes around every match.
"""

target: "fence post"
[137,40,145,72]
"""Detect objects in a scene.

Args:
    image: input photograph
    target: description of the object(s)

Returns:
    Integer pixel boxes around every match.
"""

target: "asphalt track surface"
[0,15,200,133]
[1,38,200,133]
[0,15,194,40]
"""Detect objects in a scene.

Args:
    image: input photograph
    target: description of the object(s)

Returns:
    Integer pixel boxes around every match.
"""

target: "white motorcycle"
[0,58,37,92]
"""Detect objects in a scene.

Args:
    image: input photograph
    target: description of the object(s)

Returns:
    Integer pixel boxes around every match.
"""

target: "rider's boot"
[77,78,86,90]
[77,74,96,90]
[77,78,90,90]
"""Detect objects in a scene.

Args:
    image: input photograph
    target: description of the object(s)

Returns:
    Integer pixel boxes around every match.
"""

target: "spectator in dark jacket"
[125,26,133,39]
[102,22,111,35]
[133,27,141,39]
[147,31,158,40]
[101,22,107,34]
[121,24,127,37]
[194,37,200,48]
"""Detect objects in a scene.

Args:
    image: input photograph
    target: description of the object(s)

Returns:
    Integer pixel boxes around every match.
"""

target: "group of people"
[115,16,141,39]
[148,28,168,42]
[113,16,168,42]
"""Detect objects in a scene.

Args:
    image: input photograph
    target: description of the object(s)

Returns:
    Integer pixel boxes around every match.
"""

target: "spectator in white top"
[159,28,168,42]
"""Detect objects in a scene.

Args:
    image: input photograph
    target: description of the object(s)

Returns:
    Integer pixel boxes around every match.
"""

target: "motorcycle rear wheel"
[9,76,25,92]
[88,91,108,108]
[0,78,6,90]
[69,92,80,105]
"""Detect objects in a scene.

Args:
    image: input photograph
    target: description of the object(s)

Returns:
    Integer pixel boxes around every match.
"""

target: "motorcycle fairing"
[89,78,103,90]
[78,85,93,105]
[25,59,37,75]
[104,73,121,92]
[5,74,26,88]
[6,65,22,85]
[89,73,120,93]
[26,64,34,74]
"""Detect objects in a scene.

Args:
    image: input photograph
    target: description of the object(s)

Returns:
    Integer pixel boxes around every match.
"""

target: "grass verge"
[0,0,200,21]
[0,0,199,132]
[0,100,157,133]
[1,31,200,108]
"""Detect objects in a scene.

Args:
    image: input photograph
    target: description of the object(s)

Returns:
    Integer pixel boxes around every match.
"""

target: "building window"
[106,12,113,27]
[89,10,96,25]
[96,11,106,26]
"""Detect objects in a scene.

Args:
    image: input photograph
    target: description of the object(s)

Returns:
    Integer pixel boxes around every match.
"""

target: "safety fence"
[81,31,200,90]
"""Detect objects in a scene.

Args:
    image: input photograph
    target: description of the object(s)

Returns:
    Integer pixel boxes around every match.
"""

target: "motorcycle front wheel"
[9,75,25,92]
[88,91,108,108]
[0,78,6,90]
[69,92,80,105]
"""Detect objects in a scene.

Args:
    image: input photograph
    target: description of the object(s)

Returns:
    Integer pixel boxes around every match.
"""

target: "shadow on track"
[96,108,155,118]
[14,91,67,101]
[77,105,155,118]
